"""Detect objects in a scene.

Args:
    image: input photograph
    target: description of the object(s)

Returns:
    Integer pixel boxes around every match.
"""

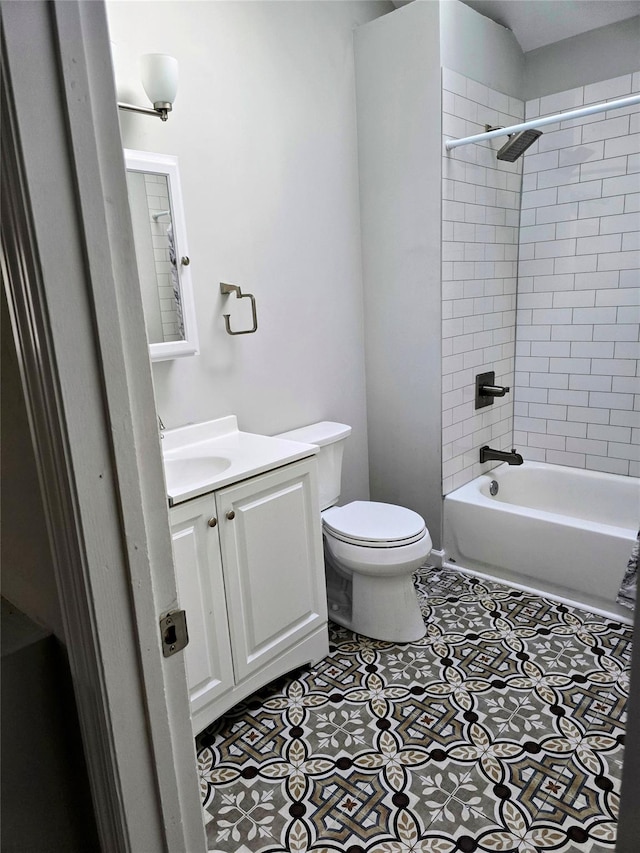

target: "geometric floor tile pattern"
[196,567,632,852]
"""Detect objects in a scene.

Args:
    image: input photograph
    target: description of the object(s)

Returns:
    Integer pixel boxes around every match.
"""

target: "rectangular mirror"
[124,149,199,361]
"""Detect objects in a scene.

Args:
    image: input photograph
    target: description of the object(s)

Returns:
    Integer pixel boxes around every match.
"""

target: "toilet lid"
[322,501,427,547]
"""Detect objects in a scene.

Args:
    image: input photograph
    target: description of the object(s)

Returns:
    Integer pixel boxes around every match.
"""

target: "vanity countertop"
[162,416,318,505]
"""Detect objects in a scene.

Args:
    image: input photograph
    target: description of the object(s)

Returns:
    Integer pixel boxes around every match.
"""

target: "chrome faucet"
[479,445,523,466]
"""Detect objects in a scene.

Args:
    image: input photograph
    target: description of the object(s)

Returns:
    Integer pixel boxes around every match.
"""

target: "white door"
[216,459,327,682]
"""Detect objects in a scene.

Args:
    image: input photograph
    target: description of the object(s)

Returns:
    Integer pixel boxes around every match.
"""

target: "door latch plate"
[160,609,189,657]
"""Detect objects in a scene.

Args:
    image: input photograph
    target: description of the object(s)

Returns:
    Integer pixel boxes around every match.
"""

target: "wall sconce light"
[117,53,178,122]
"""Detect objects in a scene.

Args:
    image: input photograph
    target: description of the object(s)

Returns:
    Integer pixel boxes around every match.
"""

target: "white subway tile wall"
[515,73,640,476]
[441,69,522,494]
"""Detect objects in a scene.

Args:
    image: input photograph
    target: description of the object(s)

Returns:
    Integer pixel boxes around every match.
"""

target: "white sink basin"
[164,457,231,491]
[162,415,319,505]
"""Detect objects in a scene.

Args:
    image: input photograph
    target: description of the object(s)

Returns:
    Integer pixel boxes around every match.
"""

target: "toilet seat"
[322,501,426,548]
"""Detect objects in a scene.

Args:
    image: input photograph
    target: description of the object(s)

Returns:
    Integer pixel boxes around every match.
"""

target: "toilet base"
[324,546,427,643]
[351,571,426,642]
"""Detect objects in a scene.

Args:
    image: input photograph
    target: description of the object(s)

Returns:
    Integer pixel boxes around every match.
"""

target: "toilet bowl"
[322,501,431,642]
[274,423,431,642]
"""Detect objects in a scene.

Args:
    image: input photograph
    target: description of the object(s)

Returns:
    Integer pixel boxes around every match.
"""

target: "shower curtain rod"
[445,93,640,151]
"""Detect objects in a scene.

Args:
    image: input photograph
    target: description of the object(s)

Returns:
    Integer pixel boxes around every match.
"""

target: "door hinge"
[160,609,189,657]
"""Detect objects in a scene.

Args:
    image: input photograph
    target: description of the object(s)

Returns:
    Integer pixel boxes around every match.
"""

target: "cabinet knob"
[207,517,217,528]
[226,510,235,521]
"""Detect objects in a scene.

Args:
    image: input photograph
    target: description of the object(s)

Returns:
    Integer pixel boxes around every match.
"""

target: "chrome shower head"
[496,128,543,162]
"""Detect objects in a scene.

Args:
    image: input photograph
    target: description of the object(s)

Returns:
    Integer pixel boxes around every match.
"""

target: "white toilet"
[275,422,431,642]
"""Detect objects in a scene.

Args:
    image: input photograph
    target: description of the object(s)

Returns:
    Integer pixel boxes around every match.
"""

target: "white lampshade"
[140,54,178,106]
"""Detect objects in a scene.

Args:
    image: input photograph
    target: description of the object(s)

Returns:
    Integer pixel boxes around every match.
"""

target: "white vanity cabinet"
[170,457,328,734]
[170,493,235,725]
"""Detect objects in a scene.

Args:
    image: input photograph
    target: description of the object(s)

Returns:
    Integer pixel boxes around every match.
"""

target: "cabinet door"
[170,494,234,721]
[216,458,327,682]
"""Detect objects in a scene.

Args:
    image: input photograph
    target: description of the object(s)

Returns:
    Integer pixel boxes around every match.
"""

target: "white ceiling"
[392,0,640,53]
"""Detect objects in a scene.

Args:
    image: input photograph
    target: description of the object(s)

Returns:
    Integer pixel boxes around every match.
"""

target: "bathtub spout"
[479,445,524,465]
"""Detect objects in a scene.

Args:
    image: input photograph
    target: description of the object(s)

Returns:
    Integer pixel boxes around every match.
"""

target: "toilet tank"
[274,422,351,510]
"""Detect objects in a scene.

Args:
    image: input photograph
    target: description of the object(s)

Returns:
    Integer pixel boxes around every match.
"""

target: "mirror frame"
[124,148,199,362]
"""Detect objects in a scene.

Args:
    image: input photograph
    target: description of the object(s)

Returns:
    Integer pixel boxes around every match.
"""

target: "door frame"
[1,1,205,849]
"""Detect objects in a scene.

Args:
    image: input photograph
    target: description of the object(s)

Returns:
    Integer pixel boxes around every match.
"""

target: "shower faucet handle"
[475,371,510,409]
[480,383,510,397]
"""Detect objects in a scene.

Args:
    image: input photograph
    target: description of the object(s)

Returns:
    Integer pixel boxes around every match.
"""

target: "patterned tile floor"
[196,567,632,852]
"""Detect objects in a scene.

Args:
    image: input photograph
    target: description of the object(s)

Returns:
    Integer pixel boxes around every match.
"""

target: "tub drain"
[489,480,499,496]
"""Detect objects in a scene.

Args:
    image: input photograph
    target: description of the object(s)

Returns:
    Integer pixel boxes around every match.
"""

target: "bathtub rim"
[445,460,637,542]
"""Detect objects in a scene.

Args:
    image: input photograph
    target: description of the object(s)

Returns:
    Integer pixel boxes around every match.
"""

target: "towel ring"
[220,282,258,335]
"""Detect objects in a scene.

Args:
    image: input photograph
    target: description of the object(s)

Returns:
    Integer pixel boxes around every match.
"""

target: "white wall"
[525,16,640,101]
[354,0,443,546]
[107,0,394,505]
[353,0,526,538]
[440,0,524,99]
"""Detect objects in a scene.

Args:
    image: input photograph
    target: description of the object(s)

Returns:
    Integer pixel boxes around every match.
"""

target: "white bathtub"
[443,461,639,622]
